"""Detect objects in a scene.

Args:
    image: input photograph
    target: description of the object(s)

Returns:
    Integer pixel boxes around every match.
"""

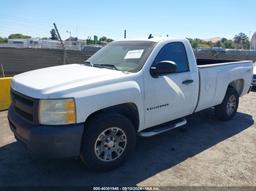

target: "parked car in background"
[252,62,256,88]
[8,38,253,170]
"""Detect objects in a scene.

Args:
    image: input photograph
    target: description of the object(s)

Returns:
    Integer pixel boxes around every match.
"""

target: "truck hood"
[11,64,128,98]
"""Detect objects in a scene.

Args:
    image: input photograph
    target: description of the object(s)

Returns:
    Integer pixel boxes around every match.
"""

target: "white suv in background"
[253,62,256,88]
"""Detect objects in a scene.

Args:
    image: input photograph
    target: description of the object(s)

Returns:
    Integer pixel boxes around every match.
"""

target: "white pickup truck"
[8,38,253,170]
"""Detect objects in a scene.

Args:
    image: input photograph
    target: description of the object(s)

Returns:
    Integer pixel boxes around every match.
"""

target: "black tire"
[215,87,239,121]
[80,113,136,171]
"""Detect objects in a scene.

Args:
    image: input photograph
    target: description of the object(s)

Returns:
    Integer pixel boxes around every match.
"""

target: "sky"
[0,0,256,40]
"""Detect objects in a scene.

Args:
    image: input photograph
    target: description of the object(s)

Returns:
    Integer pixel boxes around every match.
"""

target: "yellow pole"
[0,77,12,111]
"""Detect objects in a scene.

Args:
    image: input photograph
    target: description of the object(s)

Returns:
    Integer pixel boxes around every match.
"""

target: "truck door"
[144,42,198,128]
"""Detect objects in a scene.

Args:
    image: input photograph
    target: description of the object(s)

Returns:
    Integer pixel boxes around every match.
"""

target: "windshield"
[85,41,156,72]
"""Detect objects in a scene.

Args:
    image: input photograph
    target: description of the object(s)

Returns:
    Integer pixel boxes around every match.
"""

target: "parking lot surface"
[0,91,256,187]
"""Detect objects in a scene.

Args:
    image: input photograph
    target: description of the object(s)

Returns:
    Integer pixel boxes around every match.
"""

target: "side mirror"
[150,60,177,78]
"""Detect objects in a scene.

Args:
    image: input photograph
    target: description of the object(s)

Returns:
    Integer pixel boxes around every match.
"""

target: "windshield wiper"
[84,61,92,66]
[84,62,118,71]
[93,64,118,70]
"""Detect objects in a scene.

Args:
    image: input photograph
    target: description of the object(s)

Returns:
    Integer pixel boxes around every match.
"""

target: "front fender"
[74,80,144,129]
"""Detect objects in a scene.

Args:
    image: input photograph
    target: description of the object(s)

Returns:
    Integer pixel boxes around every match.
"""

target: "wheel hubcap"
[226,95,236,116]
[94,127,127,162]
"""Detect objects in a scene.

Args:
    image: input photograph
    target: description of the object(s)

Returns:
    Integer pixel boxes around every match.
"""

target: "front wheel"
[215,87,239,121]
[80,113,136,171]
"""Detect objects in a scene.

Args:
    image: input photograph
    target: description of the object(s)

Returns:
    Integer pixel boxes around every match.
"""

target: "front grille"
[11,90,37,123]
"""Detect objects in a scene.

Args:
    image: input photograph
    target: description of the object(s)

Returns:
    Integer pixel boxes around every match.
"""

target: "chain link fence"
[1,47,256,77]
[0,47,98,76]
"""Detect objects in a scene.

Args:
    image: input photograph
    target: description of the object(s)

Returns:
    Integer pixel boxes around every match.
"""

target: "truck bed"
[195,60,253,112]
[197,59,238,65]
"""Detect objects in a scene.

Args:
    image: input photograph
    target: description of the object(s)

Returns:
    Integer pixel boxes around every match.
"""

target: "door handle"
[182,79,194,84]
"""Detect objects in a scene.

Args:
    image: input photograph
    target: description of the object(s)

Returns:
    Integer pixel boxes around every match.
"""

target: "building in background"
[0,37,101,51]
[251,32,256,50]
[64,37,83,50]
[4,38,62,49]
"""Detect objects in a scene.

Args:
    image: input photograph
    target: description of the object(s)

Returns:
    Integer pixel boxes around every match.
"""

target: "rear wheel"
[215,87,239,121]
[80,113,136,171]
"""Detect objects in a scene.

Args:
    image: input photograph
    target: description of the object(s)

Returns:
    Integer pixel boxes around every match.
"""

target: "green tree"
[50,29,58,40]
[221,38,234,49]
[0,37,8,43]
[188,38,199,48]
[233,33,250,49]
[106,38,113,42]
[99,36,107,42]
[215,41,222,47]
[188,38,210,48]
[8,33,31,39]
[99,36,113,44]
[86,37,94,45]
[189,37,237,49]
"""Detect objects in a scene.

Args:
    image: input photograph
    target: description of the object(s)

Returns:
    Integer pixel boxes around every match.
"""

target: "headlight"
[39,99,76,125]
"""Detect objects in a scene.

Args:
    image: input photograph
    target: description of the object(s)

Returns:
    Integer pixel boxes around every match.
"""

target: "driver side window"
[154,42,189,73]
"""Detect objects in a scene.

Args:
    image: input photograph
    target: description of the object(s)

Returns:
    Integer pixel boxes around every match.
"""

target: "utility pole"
[124,29,127,39]
[0,64,5,77]
[66,30,71,38]
[53,22,66,64]
[249,31,252,50]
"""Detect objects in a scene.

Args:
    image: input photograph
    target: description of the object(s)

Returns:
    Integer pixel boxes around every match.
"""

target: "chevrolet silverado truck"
[8,38,253,170]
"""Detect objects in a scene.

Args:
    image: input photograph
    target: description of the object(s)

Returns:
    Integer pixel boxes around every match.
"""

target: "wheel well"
[85,103,140,131]
[228,79,244,96]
